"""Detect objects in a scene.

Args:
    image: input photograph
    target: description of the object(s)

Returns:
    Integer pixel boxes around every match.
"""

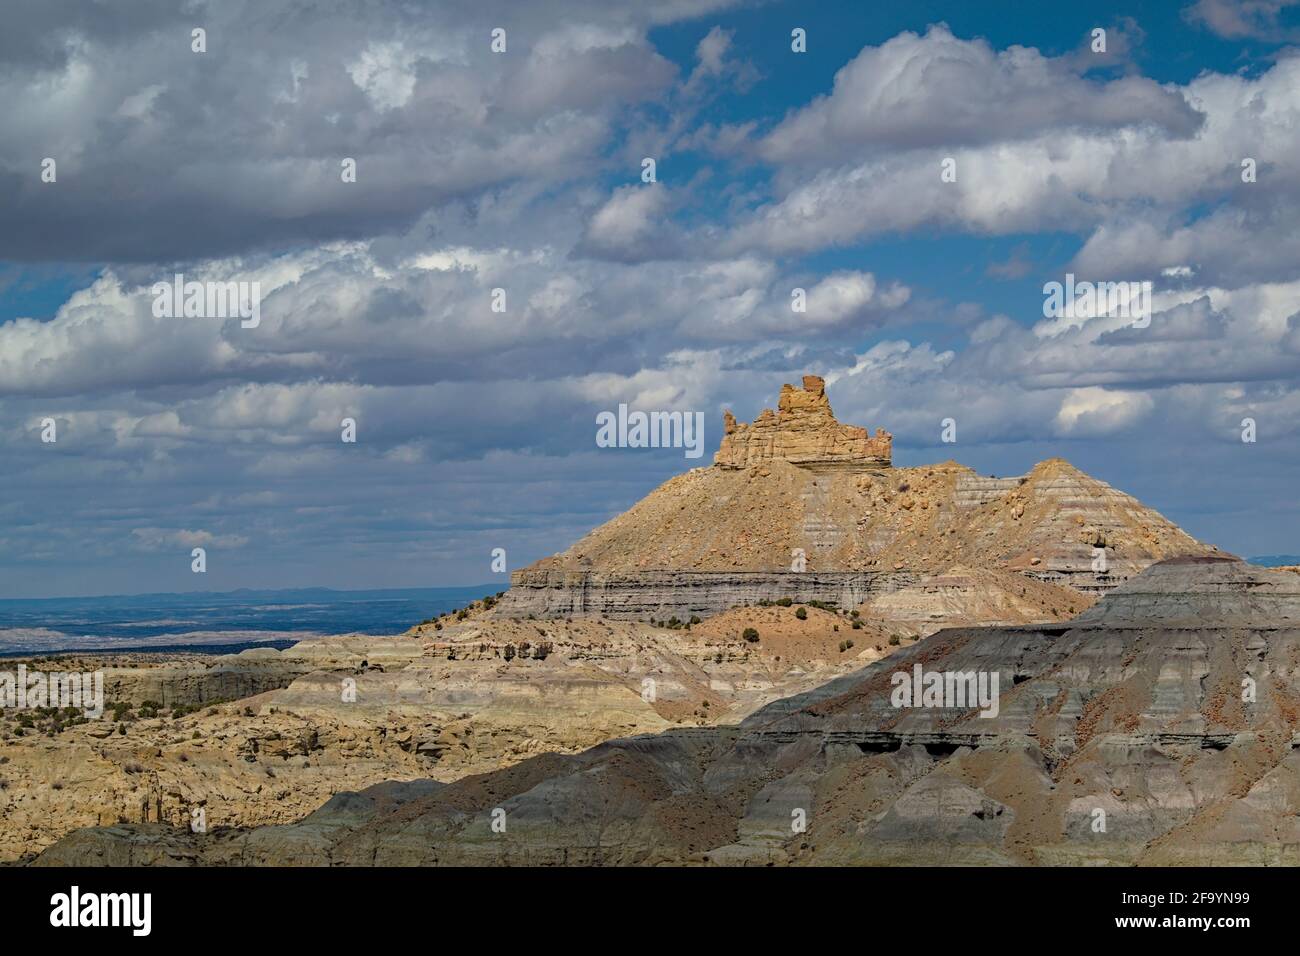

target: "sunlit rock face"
[715,375,892,472]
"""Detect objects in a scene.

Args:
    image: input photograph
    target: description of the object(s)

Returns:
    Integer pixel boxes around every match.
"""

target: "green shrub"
[794,607,807,620]
[742,628,759,643]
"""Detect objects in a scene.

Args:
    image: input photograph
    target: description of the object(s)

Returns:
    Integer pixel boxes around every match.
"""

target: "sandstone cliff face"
[497,567,1091,624]
[498,569,921,619]
[0,647,311,711]
[714,375,892,471]
[47,561,1300,867]
[100,649,312,707]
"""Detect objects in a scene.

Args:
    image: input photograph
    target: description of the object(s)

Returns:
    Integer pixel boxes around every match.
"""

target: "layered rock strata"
[101,649,313,707]
[494,569,920,619]
[508,456,1216,616]
[5,567,1088,863]
[41,560,1300,866]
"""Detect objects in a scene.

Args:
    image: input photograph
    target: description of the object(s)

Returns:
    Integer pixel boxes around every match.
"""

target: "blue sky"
[1,0,1299,597]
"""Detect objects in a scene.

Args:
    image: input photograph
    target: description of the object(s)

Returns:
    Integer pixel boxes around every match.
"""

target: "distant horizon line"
[0,583,503,605]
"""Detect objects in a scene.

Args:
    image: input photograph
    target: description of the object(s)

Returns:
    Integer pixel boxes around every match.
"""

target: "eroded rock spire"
[714,375,892,472]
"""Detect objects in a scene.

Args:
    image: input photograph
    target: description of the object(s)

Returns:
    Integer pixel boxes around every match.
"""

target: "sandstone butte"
[501,373,1222,619]
[715,374,893,471]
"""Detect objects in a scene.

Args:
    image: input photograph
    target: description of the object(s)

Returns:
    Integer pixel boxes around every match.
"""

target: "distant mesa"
[1250,554,1300,568]
[715,374,892,472]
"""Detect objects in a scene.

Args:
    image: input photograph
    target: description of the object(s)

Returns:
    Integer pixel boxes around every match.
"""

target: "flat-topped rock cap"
[715,373,892,471]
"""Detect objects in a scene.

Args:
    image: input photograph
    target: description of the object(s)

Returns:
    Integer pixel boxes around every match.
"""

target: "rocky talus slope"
[500,376,1218,618]
[38,559,1300,866]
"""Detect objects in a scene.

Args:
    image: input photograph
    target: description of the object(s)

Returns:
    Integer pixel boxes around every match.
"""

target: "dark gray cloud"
[0,0,739,263]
